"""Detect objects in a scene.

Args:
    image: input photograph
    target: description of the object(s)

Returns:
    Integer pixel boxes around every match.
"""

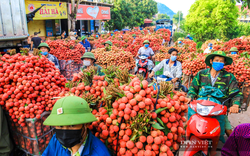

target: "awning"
[144,19,153,23]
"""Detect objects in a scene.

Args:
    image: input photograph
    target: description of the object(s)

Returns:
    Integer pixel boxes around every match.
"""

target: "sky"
[155,0,242,17]
[155,0,196,17]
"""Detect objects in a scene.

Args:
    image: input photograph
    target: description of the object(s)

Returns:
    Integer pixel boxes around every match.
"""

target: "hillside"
[157,2,176,19]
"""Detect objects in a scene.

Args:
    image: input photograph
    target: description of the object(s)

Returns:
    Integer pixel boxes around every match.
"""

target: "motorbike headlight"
[196,103,214,116]
[210,110,222,115]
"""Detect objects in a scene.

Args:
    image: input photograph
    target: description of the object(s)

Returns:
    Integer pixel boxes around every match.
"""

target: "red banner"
[69,4,111,20]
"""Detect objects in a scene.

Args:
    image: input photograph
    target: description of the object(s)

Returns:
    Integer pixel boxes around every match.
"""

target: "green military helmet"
[43,96,97,126]
[103,40,113,46]
[143,40,150,44]
[205,51,233,67]
[81,36,87,41]
[38,43,50,52]
[81,52,96,61]
[229,47,238,52]
[132,34,136,37]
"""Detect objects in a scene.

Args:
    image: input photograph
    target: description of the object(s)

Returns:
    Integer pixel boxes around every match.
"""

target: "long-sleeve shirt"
[221,123,250,156]
[138,47,154,56]
[188,69,243,106]
[47,54,60,70]
[152,59,182,79]
[42,130,111,156]
[80,41,91,51]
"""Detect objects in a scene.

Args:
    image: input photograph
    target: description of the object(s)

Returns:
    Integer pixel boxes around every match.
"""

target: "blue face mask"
[212,62,224,71]
[111,34,113,36]
[133,37,136,39]
[74,32,76,35]
[231,52,237,55]
[178,41,182,44]
[85,39,87,42]
[64,33,66,35]
[144,44,149,48]
[41,52,48,56]
[170,56,177,61]
[96,35,98,38]
[209,47,212,50]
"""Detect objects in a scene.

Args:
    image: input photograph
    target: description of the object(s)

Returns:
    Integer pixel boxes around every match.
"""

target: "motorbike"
[153,75,188,93]
[135,55,154,79]
[184,91,246,156]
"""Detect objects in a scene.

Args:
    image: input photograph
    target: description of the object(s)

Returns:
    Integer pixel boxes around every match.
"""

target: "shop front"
[70,4,111,37]
[25,0,68,39]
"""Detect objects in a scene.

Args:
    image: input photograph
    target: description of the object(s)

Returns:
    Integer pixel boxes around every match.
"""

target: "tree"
[68,0,80,31]
[105,0,158,30]
[185,0,239,42]
[157,14,170,20]
[231,0,250,10]
[173,11,184,24]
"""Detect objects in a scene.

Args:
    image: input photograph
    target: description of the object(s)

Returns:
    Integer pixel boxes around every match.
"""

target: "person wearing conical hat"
[38,43,60,70]
[42,96,111,156]
[80,52,104,76]
[187,51,243,137]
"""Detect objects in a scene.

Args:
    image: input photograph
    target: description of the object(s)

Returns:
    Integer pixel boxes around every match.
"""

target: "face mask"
[74,32,76,35]
[41,52,48,56]
[170,56,177,61]
[209,47,212,50]
[212,62,224,71]
[231,52,237,55]
[144,44,149,48]
[133,37,136,39]
[178,41,182,44]
[111,34,113,36]
[83,60,91,66]
[85,39,87,42]
[96,35,98,38]
[55,128,82,148]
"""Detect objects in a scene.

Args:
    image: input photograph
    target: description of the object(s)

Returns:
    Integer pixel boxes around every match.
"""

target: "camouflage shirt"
[188,68,243,106]
[81,64,105,76]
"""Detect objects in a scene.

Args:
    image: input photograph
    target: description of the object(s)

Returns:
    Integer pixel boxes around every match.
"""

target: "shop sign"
[25,1,67,20]
[69,4,111,20]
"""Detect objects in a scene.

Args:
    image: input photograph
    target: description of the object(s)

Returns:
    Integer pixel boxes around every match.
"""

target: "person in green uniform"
[187,51,243,137]
[81,52,105,76]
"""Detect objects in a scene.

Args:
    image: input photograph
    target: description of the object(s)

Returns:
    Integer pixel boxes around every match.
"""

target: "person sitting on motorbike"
[135,54,154,77]
[81,52,105,76]
[42,96,111,156]
[187,51,243,137]
[204,43,213,54]
[229,47,238,55]
[149,48,182,84]
[185,33,193,40]
[137,40,154,60]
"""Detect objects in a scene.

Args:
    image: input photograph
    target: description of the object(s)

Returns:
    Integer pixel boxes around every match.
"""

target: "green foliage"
[232,0,250,10]
[236,22,250,37]
[157,13,170,20]
[105,0,157,30]
[173,11,184,24]
[173,32,188,42]
[185,0,239,42]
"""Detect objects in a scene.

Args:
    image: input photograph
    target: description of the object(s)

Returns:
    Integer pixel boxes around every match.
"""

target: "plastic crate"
[7,112,54,156]
[60,60,82,80]
[155,61,163,76]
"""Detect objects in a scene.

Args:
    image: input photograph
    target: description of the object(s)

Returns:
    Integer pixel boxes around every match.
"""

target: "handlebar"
[227,103,247,114]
